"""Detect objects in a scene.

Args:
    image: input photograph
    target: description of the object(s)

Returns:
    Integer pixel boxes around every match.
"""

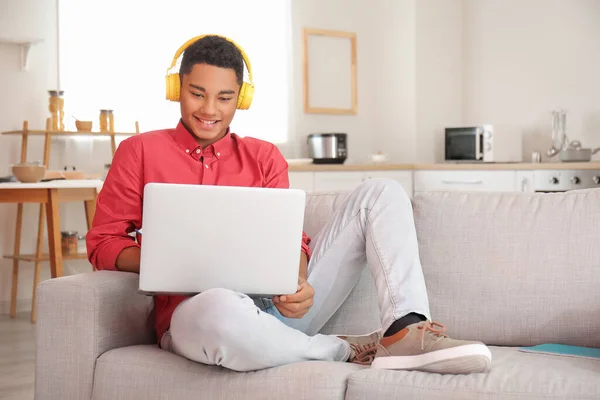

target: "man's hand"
[273,278,314,319]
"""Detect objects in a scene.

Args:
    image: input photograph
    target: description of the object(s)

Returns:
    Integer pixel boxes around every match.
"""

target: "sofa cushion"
[345,346,600,400]
[304,191,352,239]
[320,268,381,336]
[413,189,600,347]
[92,345,365,400]
[304,192,382,336]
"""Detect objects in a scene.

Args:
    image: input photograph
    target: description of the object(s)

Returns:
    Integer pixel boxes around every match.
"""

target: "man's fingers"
[280,285,303,303]
[288,311,307,319]
[276,298,313,313]
[281,285,313,303]
[278,302,301,313]
[277,307,308,319]
[275,280,314,317]
[275,297,312,318]
[277,302,298,313]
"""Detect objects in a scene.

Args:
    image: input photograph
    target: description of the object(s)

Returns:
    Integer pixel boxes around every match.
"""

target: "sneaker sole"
[332,328,383,339]
[371,344,492,374]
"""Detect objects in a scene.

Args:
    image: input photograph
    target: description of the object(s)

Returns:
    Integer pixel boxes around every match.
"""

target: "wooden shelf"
[3,252,87,262]
[1,129,136,136]
[0,37,44,70]
[0,37,43,45]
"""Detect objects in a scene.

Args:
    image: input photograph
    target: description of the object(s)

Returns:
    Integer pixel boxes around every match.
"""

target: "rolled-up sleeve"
[300,231,312,259]
[87,138,144,271]
[263,143,312,261]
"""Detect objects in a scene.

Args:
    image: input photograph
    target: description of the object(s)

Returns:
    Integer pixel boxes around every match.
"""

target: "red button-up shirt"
[87,120,311,341]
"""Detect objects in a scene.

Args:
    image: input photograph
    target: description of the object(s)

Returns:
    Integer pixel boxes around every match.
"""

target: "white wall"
[415,0,464,163]
[374,0,417,163]
[414,0,600,163]
[287,0,418,164]
[463,0,600,162]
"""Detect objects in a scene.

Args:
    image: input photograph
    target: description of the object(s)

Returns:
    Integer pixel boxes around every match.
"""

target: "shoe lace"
[417,321,448,350]
[349,343,378,365]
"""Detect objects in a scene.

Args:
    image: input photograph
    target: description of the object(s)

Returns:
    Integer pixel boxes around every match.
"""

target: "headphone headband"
[167,34,253,84]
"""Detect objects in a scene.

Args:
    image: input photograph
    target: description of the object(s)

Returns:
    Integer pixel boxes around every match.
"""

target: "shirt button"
[217,152,221,157]
[196,149,201,154]
[185,149,190,153]
[205,164,209,169]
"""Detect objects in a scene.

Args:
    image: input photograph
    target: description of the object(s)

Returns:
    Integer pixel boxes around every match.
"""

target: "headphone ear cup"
[237,82,254,110]
[166,73,181,102]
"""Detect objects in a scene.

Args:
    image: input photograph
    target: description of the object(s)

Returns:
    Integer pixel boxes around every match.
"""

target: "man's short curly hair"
[179,35,244,86]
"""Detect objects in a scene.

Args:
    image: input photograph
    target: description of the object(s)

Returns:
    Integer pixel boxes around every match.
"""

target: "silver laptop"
[138,182,306,297]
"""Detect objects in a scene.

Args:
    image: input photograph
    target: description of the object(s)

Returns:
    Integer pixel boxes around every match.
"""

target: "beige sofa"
[35,187,600,400]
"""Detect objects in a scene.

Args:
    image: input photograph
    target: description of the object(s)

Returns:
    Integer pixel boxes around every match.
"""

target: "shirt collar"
[171,119,233,159]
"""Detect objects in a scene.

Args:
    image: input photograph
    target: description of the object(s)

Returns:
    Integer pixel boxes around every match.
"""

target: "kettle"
[307,133,348,164]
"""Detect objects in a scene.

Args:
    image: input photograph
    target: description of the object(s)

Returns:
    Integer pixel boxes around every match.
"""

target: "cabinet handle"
[441,180,483,185]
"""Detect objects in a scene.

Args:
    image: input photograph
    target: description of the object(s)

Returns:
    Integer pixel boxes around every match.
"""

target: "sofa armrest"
[35,271,155,400]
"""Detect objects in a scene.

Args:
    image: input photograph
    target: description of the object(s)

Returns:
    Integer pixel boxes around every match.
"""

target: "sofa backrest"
[303,192,381,336]
[306,189,600,347]
[413,188,600,347]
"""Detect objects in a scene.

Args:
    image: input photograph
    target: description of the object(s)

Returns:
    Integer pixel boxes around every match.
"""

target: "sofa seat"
[92,345,366,400]
[345,346,600,400]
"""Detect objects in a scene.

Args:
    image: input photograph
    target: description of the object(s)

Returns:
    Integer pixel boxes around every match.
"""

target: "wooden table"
[0,180,103,321]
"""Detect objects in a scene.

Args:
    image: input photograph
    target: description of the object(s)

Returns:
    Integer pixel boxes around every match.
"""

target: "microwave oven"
[444,125,496,162]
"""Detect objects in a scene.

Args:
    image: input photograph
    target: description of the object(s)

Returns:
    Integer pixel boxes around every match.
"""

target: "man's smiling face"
[179,63,240,147]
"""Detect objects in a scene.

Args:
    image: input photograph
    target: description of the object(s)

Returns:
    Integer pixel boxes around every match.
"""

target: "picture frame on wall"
[303,28,357,115]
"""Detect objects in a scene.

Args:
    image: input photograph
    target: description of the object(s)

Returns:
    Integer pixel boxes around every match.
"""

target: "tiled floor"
[0,313,35,400]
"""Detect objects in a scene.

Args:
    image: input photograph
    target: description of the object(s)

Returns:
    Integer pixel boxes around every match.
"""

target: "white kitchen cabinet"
[292,168,566,195]
[288,172,315,193]
[516,171,535,192]
[313,172,364,192]
[313,171,413,195]
[366,170,413,196]
[413,170,518,192]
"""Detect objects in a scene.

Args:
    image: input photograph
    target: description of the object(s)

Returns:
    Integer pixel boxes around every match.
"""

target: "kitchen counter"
[288,163,414,172]
[0,179,104,189]
[288,162,600,172]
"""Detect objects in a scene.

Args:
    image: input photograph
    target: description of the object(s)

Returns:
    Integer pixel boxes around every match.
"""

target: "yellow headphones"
[165,34,255,110]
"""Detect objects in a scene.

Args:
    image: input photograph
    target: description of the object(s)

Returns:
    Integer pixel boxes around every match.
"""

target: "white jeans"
[167,179,431,371]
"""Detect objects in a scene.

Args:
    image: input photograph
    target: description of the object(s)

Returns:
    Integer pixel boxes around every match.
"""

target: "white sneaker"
[371,321,492,374]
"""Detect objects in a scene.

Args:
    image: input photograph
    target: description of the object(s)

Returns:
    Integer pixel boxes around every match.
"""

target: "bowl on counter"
[12,162,46,183]
[75,120,93,132]
[371,152,388,164]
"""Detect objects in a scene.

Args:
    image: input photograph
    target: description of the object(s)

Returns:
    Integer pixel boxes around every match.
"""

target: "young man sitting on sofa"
[86,34,492,374]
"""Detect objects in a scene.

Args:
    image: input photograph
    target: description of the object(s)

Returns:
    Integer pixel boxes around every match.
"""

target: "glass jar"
[99,109,114,132]
[61,230,78,255]
[48,90,65,131]
[77,235,87,254]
